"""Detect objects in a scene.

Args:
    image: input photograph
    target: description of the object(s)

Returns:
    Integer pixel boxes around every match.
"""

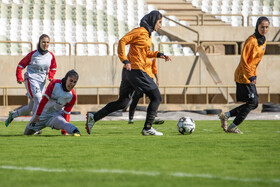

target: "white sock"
[228,123,237,130]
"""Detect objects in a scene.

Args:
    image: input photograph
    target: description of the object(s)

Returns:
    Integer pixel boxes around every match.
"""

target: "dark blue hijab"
[254,16,270,45]
[140,10,162,37]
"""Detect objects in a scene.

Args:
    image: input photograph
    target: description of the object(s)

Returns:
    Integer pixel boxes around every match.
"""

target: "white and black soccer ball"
[177,117,195,135]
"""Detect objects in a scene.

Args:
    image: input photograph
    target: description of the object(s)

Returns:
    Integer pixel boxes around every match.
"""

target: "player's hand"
[251,79,256,85]
[159,55,171,62]
[126,63,131,71]
[29,115,40,126]
[156,80,159,87]
[17,81,23,84]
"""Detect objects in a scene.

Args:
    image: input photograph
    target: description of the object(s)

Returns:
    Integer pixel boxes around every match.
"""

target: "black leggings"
[94,68,161,128]
[229,82,259,126]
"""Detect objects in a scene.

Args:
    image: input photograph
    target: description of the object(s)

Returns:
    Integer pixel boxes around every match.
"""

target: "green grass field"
[0,120,279,187]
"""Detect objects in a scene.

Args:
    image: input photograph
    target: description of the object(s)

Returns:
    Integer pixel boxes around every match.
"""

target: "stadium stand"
[0,0,278,56]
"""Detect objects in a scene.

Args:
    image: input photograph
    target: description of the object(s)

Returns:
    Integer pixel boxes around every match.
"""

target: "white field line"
[1,165,280,183]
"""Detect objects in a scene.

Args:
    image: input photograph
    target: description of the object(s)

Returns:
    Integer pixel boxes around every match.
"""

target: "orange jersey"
[235,35,266,84]
[118,27,159,72]
[145,58,157,78]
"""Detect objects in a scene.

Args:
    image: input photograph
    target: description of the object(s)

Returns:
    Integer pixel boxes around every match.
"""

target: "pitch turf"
[0,120,279,187]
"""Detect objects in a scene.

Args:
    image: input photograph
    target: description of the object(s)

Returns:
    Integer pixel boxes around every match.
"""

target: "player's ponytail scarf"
[140,10,162,37]
[37,34,50,55]
[254,16,269,45]
[61,69,79,92]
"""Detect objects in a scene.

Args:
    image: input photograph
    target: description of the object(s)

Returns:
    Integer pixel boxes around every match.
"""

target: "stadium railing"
[241,41,280,52]
[163,15,200,45]
[200,41,239,55]
[50,42,72,56]
[0,85,270,106]
[0,41,33,53]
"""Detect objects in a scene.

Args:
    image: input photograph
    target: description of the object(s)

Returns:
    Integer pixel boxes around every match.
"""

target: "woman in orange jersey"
[128,58,164,125]
[85,10,171,136]
[219,17,270,134]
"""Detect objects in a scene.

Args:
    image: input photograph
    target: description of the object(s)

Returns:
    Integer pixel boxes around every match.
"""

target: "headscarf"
[61,69,79,92]
[254,16,269,45]
[37,34,50,55]
[140,10,162,37]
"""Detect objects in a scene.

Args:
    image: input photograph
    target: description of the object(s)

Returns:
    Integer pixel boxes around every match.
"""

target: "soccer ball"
[177,117,195,135]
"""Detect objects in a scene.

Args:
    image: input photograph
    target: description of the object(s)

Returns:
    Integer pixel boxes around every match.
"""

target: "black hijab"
[140,10,162,37]
[61,69,79,92]
[254,16,269,45]
[37,34,49,55]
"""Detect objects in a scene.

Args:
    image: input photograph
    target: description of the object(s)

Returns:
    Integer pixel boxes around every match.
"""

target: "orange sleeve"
[147,50,159,58]
[117,29,139,63]
[240,38,255,79]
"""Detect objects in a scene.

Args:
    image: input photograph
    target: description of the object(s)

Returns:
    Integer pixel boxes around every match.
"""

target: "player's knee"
[249,99,258,110]
[24,127,36,135]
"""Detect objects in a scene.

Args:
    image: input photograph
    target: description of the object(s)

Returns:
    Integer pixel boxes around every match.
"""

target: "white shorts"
[24,77,45,99]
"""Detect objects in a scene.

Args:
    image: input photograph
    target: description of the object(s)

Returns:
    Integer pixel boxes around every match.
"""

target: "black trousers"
[94,68,162,129]
[229,82,259,126]
[129,91,143,120]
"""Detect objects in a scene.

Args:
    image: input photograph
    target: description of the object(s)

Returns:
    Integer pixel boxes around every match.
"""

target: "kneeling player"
[24,70,80,136]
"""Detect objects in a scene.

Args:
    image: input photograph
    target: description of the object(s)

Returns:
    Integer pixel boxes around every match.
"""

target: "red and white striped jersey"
[16,50,57,83]
[36,79,76,122]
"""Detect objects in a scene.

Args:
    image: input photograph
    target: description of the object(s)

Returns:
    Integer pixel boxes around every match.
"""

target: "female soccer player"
[24,70,80,136]
[86,10,171,136]
[128,58,164,125]
[5,35,53,125]
[219,17,270,134]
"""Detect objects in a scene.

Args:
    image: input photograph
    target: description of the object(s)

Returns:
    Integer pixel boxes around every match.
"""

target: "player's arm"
[48,52,57,81]
[63,90,77,122]
[16,51,34,83]
[241,38,255,82]
[118,29,139,70]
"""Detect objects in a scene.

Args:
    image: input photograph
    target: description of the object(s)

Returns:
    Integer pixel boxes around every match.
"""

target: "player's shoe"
[33,130,42,135]
[5,111,14,127]
[72,129,81,136]
[227,127,243,134]
[141,127,163,136]
[153,119,164,125]
[128,119,134,124]
[219,112,228,132]
[61,129,69,136]
[85,112,95,134]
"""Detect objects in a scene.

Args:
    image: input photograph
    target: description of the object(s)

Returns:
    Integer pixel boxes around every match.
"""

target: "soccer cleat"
[219,112,229,132]
[227,127,243,134]
[141,127,163,136]
[153,119,164,125]
[73,133,81,136]
[128,119,134,124]
[72,129,81,136]
[34,130,42,135]
[85,112,95,134]
[61,129,69,136]
[5,111,14,127]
